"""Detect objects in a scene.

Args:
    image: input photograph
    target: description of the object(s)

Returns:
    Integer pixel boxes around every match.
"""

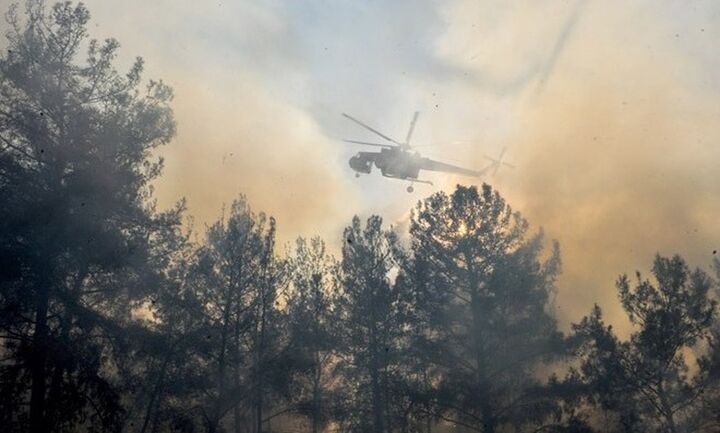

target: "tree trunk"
[29,281,50,433]
[254,330,264,433]
[370,326,384,433]
[312,373,320,433]
[312,351,322,433]
[466,260,497,433]
[140,354,170,433]
[658,382,678,433]
[371,367,384,433]
[212,285,234,432]
[44,267,88,432]
[255,396,262,433]
[233,265,246,433]
[233,403,243,433]
[255,274,269,433]
[43,362,64,432]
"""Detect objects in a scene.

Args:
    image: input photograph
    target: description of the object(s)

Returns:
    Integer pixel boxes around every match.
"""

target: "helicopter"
[342,112,493,192]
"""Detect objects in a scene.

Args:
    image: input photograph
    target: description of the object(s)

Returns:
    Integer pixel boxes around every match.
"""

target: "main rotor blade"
[342,113,403,146]
[404,111,420,148]
[343,139,395,149]
[502,162,516,169]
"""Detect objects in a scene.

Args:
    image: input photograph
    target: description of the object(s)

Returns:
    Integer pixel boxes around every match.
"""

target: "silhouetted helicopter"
[343,112,491,192]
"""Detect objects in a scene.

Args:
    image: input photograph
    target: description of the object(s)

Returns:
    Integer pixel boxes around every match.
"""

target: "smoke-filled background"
[5,0,717,332]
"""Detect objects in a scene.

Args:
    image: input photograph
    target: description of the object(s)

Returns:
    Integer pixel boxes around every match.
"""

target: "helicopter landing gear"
[406,178,432,193]
[355,173,361,178]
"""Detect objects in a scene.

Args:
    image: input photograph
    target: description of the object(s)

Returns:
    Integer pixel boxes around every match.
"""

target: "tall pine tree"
[407,184,563,433]
[0,2,180,432]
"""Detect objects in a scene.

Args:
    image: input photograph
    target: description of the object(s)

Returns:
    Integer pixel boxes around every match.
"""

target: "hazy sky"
[3,0,719,331]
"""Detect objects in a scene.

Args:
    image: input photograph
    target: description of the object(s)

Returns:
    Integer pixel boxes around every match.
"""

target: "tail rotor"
[483,147,515,176]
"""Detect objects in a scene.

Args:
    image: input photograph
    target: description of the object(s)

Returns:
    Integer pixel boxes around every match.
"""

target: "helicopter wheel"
[355,173,360,178]
[406,185,414,193]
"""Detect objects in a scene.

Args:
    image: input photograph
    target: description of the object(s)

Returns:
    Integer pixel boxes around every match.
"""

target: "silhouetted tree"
[573,255,717,433]
[188,198,288,433]
[407,184,564,433]
[119,225,210,433]
[695,257,720,432]
[286,237,340,433]
[337,215,409,433]
[244,214,289,433]
[0,1,179,432]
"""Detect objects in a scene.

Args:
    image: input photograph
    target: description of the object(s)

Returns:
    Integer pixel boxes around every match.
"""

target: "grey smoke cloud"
[2,0,718,333]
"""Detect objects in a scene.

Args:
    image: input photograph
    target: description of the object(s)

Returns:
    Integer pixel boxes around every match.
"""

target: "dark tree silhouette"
[406,184,564,433]
[286,237,341,433]
[189,198,288,433]
[573,255,717,433]
[0,1,180,432]
[120,226,210,433]
[336,215,410,433]
[696,257,720,432]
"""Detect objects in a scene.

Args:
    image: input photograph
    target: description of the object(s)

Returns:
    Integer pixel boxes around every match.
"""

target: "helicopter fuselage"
[349,148,421,180]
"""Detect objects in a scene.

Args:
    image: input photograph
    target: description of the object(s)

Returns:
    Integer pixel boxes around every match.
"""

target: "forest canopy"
[1,2,720,433]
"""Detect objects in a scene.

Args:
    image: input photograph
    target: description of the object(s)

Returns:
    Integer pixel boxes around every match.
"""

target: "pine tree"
[0,2,179,432]
[573,255,717,433]
[407,184,563,433]
[286,237,340,433]
[337,215,409,433]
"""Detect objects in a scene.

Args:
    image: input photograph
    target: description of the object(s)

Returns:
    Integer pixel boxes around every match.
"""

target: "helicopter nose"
[349,155,372,174]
